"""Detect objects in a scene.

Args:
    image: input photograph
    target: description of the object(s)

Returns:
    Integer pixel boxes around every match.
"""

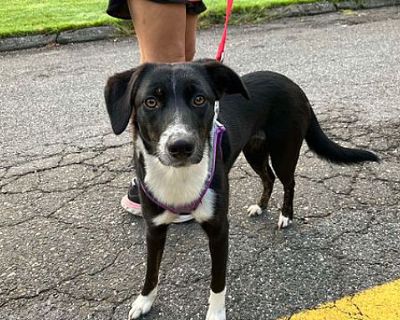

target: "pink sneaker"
[121,194,142,216]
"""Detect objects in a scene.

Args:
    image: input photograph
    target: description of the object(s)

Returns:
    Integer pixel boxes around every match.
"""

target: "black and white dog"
[105,60,378,320]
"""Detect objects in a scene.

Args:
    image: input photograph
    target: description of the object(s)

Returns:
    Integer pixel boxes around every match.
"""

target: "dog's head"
[105,60,249,167]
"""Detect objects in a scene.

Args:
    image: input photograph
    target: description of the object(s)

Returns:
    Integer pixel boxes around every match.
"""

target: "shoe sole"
[121,195,142,216]
[121,195,194,224]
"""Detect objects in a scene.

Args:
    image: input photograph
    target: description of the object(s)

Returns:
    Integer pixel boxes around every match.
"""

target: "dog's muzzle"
[167,138,195,160]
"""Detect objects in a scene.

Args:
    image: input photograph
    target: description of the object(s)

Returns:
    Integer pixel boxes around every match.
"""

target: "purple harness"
[138,102,226,214]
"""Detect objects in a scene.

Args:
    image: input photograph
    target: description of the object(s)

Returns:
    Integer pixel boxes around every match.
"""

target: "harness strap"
[215,0,234,62]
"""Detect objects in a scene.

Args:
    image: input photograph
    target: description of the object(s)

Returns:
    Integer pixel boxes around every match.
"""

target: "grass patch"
[200,0,318,27]
[0,0,118,38]
[1,0,322,38]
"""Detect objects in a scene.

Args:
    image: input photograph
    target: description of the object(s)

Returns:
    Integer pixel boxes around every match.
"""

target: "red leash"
[215,0,234,62]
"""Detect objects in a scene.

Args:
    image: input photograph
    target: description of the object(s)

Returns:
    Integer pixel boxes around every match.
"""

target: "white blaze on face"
[158,121,192,157]
[136,136,210,208]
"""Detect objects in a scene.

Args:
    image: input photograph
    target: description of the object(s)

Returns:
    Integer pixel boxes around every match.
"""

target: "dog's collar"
[137,101,225,215]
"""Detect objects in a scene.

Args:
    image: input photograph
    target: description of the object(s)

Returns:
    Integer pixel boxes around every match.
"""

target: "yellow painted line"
[280,279,400,320]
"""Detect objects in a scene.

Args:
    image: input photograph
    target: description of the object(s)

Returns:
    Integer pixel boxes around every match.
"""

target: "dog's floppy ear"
[202,60,250,100]
[104,65,147,135]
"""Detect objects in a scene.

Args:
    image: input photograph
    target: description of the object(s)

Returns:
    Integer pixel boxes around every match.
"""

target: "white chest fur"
[152,189,215,226]
[136,137,215,224]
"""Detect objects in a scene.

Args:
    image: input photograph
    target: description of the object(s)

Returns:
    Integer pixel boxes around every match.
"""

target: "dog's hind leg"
[269,136,302,229]
[128,224,168,319]
[243,135,275,217]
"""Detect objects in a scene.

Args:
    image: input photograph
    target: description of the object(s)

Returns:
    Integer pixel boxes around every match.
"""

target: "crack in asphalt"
[284,292,376,320]
[0,248,127,309]
[1,112,399,318]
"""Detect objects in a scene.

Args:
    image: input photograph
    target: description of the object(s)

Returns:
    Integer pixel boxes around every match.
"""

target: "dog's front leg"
[201,216,229,320]
[128,224,168,320]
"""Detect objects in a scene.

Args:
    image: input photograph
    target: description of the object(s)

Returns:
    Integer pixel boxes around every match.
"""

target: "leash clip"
[214,100,220,116]
[220,52,225,63]
[213,100,220,126]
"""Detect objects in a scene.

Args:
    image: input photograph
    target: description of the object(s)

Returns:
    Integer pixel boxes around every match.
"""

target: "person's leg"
[122,0,198,222]
[128,0,187,63]
[185,13,198,61]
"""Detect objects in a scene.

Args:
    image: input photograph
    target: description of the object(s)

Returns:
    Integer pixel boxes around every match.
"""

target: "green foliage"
[0,0,117,37]
[1,0,319,38]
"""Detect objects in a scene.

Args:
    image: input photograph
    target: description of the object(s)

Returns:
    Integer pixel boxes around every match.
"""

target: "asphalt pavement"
[0,6,399,320]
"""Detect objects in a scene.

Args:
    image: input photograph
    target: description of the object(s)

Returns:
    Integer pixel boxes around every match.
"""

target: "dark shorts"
[106,0,207,20]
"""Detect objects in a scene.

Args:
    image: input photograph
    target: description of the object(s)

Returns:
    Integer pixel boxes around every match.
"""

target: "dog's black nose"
[167,139,195,159]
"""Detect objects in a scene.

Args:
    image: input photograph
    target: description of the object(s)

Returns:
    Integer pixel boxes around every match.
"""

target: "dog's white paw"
[206,308,226,320]
[206,288,226,320]
[277,213,292,229]
[247,204,262,217]
[128,287,157,319]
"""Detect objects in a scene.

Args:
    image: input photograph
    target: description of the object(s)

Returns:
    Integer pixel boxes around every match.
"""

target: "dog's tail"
[305,108,379,164]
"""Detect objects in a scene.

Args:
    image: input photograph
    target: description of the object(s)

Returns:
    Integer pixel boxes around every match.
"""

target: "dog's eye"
[144,97,158,109]
[193,95,206,107]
